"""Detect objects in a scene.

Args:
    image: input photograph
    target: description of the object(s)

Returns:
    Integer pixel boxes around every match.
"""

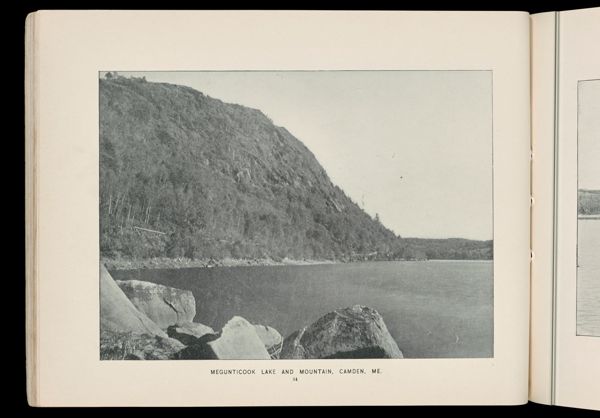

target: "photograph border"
[98,69,496,359]
[575,77,600,338]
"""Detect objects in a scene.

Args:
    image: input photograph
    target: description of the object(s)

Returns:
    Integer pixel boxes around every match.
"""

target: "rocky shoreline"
[100,264,404,360]
[102,256,338,271]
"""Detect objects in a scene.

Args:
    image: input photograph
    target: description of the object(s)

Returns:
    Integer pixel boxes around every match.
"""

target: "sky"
[579,80,600,190]
[108,71,493,240]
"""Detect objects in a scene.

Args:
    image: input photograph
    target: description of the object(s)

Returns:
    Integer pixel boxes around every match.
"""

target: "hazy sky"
[579,80,600,190]
[111,71,493,240]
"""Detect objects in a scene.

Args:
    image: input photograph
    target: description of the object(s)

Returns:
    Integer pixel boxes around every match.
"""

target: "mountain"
[99,75,401,262]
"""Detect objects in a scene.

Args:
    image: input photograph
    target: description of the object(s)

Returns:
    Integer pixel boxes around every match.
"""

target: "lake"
[577,219,600,337]
[110,260,493,358]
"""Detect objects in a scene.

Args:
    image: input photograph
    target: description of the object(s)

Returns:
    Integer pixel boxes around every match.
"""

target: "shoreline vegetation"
[102,255,492,271]
[102,256,338,270]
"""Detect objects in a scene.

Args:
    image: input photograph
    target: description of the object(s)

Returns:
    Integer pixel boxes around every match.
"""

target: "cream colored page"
[529,11,556,406]
[554,7,600,411]
[32,11,531,406]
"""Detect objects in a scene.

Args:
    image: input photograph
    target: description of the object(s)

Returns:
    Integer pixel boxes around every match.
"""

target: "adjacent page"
[27,10,531,406]
[553,7,600,411]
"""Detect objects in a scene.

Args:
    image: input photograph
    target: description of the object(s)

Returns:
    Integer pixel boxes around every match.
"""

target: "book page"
[552,7,600,411]
[29,10,530,406]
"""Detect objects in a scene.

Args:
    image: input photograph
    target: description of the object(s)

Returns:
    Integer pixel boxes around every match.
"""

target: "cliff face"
[100,76,398,261]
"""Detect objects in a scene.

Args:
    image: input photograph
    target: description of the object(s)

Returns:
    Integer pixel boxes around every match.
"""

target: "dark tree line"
[578,190,600,215]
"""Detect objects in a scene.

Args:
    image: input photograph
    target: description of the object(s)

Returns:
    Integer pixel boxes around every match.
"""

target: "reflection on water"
[577,219,600,336]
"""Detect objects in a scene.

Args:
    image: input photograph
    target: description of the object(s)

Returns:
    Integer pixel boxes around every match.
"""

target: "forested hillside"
[100,75,399,261]
[100,75,492,263]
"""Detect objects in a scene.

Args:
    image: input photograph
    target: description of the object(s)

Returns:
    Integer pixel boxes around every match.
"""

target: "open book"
[25,9,599,408]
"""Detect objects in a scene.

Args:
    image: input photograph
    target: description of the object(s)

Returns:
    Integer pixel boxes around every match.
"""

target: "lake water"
[577,219,600,337]
[111,260,493,358]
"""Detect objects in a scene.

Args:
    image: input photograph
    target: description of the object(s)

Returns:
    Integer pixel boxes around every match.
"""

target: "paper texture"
[29,10,530,406]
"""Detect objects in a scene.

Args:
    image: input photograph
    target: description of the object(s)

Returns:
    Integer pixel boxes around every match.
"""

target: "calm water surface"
[578,219,600,337]
[111,260,493,358]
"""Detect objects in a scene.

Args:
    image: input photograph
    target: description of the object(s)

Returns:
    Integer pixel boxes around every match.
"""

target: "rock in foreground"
[280,305,403,359]
[209,317,271,359]
[167,322,216,346]
[100,264,167,337]
[116,280,196,328]
[100,330,185,360]
[175,316,271,360]
[254,325,283,359]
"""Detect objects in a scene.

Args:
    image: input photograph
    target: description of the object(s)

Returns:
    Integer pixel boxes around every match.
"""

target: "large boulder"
[100,264,166,338]
[281,327,308,359]
[167,322,216,346]
[254,325,283,359]
[100,330,185,360]
[116,280,196,328]
[175,316,271,360]
[280,305,403,359]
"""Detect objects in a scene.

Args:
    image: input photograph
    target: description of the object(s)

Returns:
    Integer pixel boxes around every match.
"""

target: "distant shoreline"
[102,257,338,271]
[102,256,491,270]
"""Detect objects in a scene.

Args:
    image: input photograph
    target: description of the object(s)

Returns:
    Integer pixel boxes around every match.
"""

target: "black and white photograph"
[577,79,600,338]
[99,70,494,360]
